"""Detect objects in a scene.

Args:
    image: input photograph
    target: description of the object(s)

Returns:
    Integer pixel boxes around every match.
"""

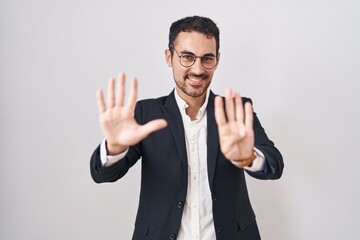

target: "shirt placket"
[188,121,200,240]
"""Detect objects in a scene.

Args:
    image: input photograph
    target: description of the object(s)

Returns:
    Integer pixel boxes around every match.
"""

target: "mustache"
[185,73,208,79]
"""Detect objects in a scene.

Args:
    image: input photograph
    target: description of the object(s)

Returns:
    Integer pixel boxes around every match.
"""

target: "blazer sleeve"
[90,103,143,183]
[244,98,284,180]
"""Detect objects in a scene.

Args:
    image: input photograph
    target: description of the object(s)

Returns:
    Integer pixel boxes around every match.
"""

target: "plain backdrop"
[1,0,359,239]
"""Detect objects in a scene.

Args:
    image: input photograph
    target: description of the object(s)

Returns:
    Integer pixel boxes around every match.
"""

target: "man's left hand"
[214,89,255,168]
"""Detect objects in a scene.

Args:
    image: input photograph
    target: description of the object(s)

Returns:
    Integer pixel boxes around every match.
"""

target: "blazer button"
[170,233,177,240]
[177,201,184,209]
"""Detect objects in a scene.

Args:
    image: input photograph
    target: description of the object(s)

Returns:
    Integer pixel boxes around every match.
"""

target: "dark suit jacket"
[90,90,283,240]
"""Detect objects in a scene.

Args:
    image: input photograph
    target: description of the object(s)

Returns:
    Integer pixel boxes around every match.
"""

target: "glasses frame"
[170,45,218,70]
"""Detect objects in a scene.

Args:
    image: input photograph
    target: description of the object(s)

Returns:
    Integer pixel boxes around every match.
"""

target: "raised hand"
[97,73,167,155]
[214,89,255,168]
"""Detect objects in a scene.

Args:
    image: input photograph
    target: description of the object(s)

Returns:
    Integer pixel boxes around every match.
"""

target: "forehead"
[173,31,216,55]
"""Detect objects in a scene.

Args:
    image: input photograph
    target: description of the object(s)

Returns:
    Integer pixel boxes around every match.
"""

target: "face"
[165,31,220,101]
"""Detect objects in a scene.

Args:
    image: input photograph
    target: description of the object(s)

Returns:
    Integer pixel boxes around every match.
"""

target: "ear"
[165,49,173,67]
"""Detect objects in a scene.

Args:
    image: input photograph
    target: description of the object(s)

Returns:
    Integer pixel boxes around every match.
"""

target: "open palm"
[97,73,167,154]
[214,89,255,167]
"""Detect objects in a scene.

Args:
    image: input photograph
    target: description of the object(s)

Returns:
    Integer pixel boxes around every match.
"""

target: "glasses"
[170,45,218,70]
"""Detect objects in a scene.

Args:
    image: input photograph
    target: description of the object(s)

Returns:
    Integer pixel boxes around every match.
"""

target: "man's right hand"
[96,73,168,155]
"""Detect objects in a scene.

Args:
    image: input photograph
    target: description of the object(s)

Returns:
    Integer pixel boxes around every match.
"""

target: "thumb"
[140,119,168,136]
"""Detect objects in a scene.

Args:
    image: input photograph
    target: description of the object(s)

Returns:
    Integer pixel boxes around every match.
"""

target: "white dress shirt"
[100,90,266,240]
[174,90,215,239]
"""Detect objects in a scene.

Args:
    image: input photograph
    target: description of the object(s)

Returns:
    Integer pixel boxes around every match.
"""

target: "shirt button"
[170,233,177,240]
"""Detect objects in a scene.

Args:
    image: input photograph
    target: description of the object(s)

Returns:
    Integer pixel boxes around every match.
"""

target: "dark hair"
[168,16,220,55]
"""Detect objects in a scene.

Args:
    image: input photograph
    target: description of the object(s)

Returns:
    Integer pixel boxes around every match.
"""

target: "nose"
[190,57,205,74]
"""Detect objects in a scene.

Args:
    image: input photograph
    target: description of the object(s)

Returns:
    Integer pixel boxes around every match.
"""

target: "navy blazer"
[90,90,283,240]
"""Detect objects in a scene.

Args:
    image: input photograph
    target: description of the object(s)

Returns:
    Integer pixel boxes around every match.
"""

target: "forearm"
[247,113,284,179]
[247,144,283,179]
[90,143,141,183]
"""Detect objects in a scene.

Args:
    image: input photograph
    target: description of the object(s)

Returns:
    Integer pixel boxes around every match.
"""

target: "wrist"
[105,141,127,155]
[238,151,256,162]
[231,151,256,168]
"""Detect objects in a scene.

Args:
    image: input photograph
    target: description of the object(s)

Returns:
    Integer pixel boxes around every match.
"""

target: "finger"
[235,92,246,137]
[140,119,168,137]
[244,102,254,130]
[225,89,235,122]
[96,89,106,114]
[235,92,244,123]
[127,77,138,110]
[107,77,116,108]
[214,96,227,126]
[116,73,126,106]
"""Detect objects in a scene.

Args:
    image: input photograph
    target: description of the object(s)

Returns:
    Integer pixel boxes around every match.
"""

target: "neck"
[176,88,207,120]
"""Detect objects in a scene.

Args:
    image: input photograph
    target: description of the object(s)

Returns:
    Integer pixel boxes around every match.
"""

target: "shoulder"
[212,91,253,105]
[134,96,169,122]
[242,97,253,105]
[137,95,168,107]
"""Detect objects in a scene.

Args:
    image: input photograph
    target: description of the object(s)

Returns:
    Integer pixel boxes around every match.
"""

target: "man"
[90,16,283,240]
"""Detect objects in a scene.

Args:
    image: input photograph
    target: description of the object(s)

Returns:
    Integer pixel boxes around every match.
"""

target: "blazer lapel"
[207,91,220,192]
[161,90,188,173]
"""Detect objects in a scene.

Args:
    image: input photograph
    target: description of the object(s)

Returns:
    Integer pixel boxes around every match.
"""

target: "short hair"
[168,16,220,55]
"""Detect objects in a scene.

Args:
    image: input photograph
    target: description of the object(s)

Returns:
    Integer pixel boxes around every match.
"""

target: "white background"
[1,0,359,239]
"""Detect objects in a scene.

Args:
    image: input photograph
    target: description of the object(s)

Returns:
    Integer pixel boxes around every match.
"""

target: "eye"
[202,56,215,63]
[181,54,195,61]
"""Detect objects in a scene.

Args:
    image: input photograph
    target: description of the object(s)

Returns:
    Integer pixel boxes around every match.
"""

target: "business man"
[90,16,283,240]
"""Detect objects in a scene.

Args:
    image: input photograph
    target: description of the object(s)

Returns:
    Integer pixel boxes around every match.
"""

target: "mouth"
[185,74,208,86]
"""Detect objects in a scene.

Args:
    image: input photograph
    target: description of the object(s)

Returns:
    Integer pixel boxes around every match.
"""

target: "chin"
[185,87,208,98]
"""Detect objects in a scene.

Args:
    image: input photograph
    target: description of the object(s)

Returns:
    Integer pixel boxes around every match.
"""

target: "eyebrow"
[180,50,216,57]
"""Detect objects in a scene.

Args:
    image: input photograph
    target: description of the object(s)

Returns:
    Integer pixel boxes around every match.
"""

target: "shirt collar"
[174,88,210,121]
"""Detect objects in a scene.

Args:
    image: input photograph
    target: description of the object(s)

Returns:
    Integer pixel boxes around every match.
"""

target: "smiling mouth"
[185,74,208,86]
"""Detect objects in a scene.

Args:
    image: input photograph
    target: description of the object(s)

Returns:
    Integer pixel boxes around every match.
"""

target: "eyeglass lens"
[180,54,216,69]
